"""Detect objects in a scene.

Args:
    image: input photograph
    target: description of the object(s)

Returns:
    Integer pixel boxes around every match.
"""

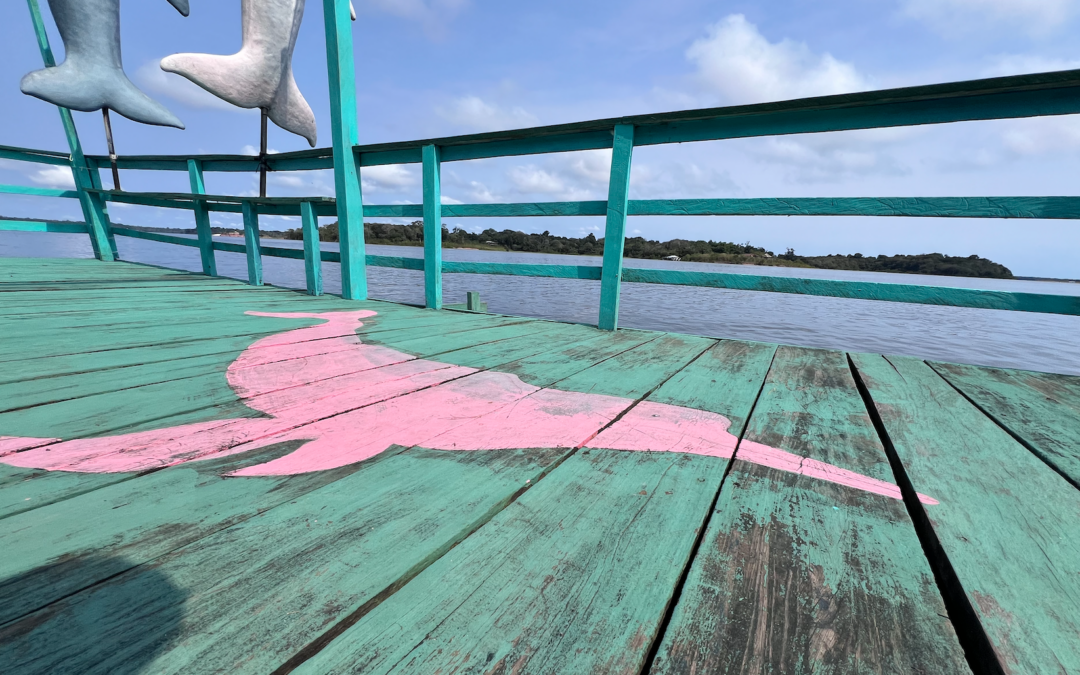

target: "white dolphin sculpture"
[161,0,318,146]
[20,0,189,129]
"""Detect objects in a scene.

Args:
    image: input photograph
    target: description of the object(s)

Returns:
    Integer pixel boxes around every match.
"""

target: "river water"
[4,231,1079,375]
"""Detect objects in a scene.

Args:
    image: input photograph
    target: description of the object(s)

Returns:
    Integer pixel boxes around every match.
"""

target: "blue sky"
[3,0,1080,277]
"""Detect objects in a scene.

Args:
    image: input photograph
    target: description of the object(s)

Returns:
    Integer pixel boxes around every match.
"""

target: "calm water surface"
[4,231,1079,375]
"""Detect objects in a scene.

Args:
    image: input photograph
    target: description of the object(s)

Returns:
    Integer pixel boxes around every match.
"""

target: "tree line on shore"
[282,220,1012,278]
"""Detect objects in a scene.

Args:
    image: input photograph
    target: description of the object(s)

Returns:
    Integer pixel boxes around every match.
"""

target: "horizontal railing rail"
[6,65,1080,327]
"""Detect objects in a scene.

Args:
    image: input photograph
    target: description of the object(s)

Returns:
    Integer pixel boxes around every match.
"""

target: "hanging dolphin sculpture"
[20,0,188,129]
[161,0,318,146]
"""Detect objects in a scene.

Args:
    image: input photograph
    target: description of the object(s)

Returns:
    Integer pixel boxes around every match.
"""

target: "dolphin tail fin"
[168,0,190,16]
[20,63,185,129]
[268,71,317,147]
[161,52,269,111]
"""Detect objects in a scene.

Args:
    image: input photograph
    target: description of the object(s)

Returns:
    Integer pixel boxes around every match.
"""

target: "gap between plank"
[270,333,707,674]
[926,362,1080,492]
[848,353,1005,675]
[638,343,778,675]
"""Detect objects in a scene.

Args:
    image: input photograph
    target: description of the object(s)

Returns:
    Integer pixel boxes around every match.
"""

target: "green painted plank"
[422,144,443,309]
[0,465,135,520]
[621,267,1080,316]
[0,442,373,624]
[442,260,601,279]
[298,448,727,674]
[187,159,218,276]
[852,354,1080,675]
[322,0,367,300]
[598,124,634,331]
[0,143,70,166]
[0,447,569,674]
[0,183,79,199]
[300,201,323,296]
[241,201,264,286]
[0,219,88,233]
[111,225,200,248]
[293,337,752,674]
[929,362,1080,488]
[650,346,969,675]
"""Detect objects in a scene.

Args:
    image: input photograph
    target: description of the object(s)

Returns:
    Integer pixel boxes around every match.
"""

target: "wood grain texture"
[300,201,323,296]
[187,159,218,276]
[422,144,443,309]
[0,447,568,674]
[322,0,367,300]
[650,346,969,675]
[930,361,1080,488]
[853,354,1080,675]
[242,201,264,286]
[599,124,635,331]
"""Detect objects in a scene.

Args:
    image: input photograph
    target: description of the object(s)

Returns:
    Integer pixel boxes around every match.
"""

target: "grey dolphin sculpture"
[20,0,187,129]
[161,0,318,146]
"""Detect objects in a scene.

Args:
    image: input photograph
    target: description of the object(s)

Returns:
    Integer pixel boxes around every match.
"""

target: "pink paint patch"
[0,310,938,506]
[0,436,60,455]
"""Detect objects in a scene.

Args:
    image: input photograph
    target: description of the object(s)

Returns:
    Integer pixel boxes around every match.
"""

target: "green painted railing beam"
[110,226,200,248]
[301,201,323,296]
[87,167,119,260]
[322,0,367,300]
[422,144,443,309]
[598,124,635,331]
[241,201,263,286]
[0,143,71,166]
[0,183,80,199]
[620,267,1080,316]
[25,0,115,262]
[0,219,88,233]
[187,160,218,276]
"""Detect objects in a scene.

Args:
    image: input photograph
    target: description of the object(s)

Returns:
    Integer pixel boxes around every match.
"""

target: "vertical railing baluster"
[422,144,443,309]
[88,166,119,260]
[25,0,115,261]
[598,124,635,331]
[241,200,263,286]
[301,201,323,296]
[322,0,367,300]
[187,159,217,276]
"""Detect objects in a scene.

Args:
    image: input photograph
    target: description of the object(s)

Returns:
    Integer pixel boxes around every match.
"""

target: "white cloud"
[686,15,871,105]
[436,96,538,132]
[361,0,469,36]
[983,54,1080,77]
[241,145,281,155]
[999,117,1080,156]
[135,61,254,112]
[361,165,417,192]
[749,130,912,184]
[901,0,1078,36]
[29,166,76,189]
[629,162,742,199]
[440,195,463,204]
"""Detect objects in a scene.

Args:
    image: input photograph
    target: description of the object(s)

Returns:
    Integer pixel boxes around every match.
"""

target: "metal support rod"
[101,109,121,191]
[259,108,269,198]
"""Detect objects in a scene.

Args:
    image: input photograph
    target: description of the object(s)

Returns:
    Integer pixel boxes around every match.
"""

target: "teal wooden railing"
[4,0,1080,326]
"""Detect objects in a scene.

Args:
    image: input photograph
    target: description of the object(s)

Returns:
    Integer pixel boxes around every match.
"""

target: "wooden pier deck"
[1,258,1078,674]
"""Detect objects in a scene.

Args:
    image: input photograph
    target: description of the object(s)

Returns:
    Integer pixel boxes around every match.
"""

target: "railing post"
[87,167,119,260]
[301,201,323,296]
[422,144,443,309]
[598,124,635,331]
[187,159,217,276]
[241,200,263,286]
[25,0,115,262]
[322,0,367,300]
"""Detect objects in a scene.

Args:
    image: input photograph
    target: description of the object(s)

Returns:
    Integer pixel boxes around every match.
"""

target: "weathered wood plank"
[422,143,443,309]
[0,447,569,674]
[291,334,720,673]
[650,346,969,675]
[930,361,1080,488]
[853,353,1080,674]
[241,201,263,286]
[598,123,634,331]
[0,442,370,624]
[300,201,323,296]
[187,159,218,276]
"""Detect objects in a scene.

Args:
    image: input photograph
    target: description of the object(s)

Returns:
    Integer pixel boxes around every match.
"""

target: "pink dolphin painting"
[0,310,936,504]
